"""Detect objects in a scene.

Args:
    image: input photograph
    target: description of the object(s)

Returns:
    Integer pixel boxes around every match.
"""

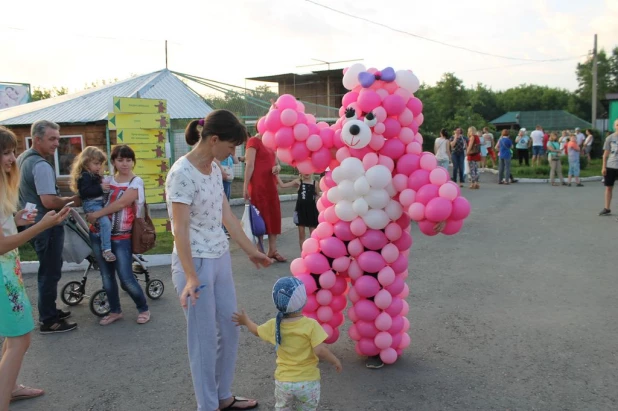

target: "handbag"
[130,177,156,254]
[241,202,266,252]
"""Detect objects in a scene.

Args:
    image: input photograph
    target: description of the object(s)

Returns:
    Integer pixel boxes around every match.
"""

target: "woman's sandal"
[268,251,287,263]
[10,385,45,402]
[99,312,123,326]
[137,311,151,324]
[220,396,258,410]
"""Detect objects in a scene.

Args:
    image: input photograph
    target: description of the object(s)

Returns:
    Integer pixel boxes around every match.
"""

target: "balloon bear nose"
[349,124,361,135]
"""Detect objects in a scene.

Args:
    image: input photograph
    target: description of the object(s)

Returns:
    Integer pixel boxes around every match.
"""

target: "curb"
[513,176,603,184]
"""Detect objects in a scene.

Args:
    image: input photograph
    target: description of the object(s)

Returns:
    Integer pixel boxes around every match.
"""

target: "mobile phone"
[63,201,75,209]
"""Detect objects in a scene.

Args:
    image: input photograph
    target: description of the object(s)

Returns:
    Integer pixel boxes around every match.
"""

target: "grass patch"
[18,231,176,262]
[510,158,602,179]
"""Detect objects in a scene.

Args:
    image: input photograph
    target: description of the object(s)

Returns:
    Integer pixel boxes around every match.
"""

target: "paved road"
[9,180,618,411]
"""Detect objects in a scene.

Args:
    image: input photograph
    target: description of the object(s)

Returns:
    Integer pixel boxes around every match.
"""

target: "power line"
[456,55,587,73]
[305,0,584,63]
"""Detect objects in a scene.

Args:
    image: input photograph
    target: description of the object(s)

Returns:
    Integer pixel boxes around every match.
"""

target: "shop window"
[25,135,84,176]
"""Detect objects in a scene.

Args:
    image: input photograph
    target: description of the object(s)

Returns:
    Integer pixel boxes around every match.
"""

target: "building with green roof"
[490,110,592,131]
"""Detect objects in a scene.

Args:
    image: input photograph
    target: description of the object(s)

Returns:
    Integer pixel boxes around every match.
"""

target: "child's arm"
[278,177,300,189]
[313,343,342,373]
[232,309,259,336]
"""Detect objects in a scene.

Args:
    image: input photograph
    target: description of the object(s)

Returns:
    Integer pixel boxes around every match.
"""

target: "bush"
[422,133,437,153]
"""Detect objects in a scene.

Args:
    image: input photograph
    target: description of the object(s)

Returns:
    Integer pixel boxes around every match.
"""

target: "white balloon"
[364,189,390,210]
[342,63,366,91]
[365,165,392,189]
[340,157,365,180]
[338,180,356,201]
[353,176,371,196]
[335,200,358,222]
[362,209,390,230]
[396,70,420,94]
[327,186,342,204]
[385,200,403,221]
[385,182,397,198]
[331,167,346,184]
[352,197,369,216]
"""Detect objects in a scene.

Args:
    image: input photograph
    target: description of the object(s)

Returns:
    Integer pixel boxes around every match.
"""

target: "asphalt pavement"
[8,177,618,411]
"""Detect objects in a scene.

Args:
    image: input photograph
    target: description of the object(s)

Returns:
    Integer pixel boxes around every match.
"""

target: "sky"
[1,0,617,95]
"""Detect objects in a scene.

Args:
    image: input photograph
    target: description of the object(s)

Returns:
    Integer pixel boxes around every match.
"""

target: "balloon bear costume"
[256,64,471,364]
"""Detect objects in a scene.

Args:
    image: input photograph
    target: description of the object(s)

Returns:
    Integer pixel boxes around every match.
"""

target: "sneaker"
[576,183,584,187]
[561,182,568,186]
[599,208,611,216]
[40,320,77,334]
[58,309,71,320]
[510,179,518,183]
[365,355,384,369]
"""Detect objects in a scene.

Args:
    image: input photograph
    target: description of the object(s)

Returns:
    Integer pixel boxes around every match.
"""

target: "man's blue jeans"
[89,234,148,314]
[451,153,466,183]
[32,224,65,324]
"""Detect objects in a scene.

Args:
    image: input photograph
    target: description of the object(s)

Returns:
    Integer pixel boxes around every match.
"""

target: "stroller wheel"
[146,279,164,300]
[61,281,84,306]
[89,289,111,317]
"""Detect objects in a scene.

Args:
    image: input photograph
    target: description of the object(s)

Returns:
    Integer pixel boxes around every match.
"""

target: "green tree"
[575,47,618,121]
[30,86,68,102]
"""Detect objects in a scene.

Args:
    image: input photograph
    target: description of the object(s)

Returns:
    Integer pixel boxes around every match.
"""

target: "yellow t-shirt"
[257,316,328,382]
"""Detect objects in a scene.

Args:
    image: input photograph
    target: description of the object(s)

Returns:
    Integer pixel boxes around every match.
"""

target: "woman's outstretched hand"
[249,250,272,268]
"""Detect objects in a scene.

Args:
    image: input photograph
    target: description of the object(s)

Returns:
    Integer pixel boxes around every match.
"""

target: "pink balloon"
[406,141,423,155]
[378,154,395,172]
[407,97,423,116]
[451,197,471,220]
[425,197,453,222]
[304,311,319,321]
[376,88,389,100]
[382,118,402,140]
[356,320,379,338]
[306,134,323,151]
[333,221,355,242]
[398,108,414,127]
[408,169,430,191]
[369,133,385,151]
[415,113,424,126]
[380,138,405,160]
[257,117,266,134]
[360,229,388,251]
[396,154,420,176]
[306,114,317,124]
[350,217,368,237]
[280,108,298,127]
[358,338,381,357]
[399,127,415,144]
[354,275,381,298]
[291,141,310,162]
[304,294,319,312]
[302,238,320,254]
[378,266,396,286]
[362,152,379,170]
[277,148,293,164]
[418,219,439,236]
[304,252,329,274]
[348,325,361,341]
[399,332,411,349]
[374,289,394,310]
[393,230,413,251]
[373,106,387,122]
[316,289,333,306]
[381,243,399,264]
[385,223,403,241]
[385,297,403,317]
[442,219,464,235]
[420,153,438,171]
[320,237,347,259]
[439,181,459,200]
[348,286,360,303]
[293,123,310,141]
[324,206,339,225]
[408,202,425,222]
[380,347,398,364]
[262,131,276,149]
[296,274,317,295]
[325,327,340,344]
[358,89,382,113]
[332,256,351,274]
[374,331,393,350]
[389,253,408,275]
[320,128,334,149]
[430,167,449,186]
[414,132,423,144]
[396,214,411,229]
[373,122,386,135]
[298,159,316,175]
[317,305,333,322]
[312,147,331,172]
[324,171,336,188]
[336,146,351,163]
[347,260,363,280]
[375,312,393,331]
[296,100,306,112]
[399,189,416,208]
[403,316,410,332]
[314,222,334,239]
[265,109,281,132]
[347,239,364,259]
[348,305,358,322]
[297,111,307,125]
[319,270,337,289]
[331,294,347,312]
[290,258,307,276]
[389,315,404,334]
[390,333,402,350]
[354,300,381,321]
[416,184,439,205]
[357,251,386,273]
[383,94,406,116]
[328,311,345,328]
[342,91,359,108]
[392,174,408,192]
[276,94,298,110]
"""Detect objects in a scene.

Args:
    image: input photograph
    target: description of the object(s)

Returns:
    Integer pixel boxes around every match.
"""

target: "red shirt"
[467,135,482,161]
[543,133,549,150]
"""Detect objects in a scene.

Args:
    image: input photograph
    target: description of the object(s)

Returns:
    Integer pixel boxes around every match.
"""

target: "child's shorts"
[568,161,580,177]
[275,380,320,411]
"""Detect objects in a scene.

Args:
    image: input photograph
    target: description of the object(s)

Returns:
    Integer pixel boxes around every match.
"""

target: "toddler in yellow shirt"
[233,276,342,410]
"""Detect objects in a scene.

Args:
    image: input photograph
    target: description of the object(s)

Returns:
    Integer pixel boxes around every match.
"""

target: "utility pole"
[165,40,168,69]
[592,34,598,127]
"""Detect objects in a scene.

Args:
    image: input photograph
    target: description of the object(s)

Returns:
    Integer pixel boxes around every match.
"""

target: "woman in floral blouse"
[0,126,69,411]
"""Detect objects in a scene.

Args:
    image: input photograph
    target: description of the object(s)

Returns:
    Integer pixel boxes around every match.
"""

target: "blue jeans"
[451,153,465,183]
[437,158,450,169]
[32,224,65,324]
[83,199,112,252]
[89,234,148,314]
[568,160,580,177]
[222,180,232,201]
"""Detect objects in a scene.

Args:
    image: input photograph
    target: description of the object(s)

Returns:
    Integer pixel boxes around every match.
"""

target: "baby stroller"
[60,209,164,317]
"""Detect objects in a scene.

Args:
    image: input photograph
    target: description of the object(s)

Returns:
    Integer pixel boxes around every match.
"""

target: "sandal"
[268,251,287,263]
[137,311,151,324]
[99,312,123,326]
[221,396,258,410]
[11,385,45,402]
[102,250,116,262]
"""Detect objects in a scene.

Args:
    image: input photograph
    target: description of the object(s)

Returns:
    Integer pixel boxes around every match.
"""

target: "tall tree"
[575,47,618,121]
[30,86,68,102]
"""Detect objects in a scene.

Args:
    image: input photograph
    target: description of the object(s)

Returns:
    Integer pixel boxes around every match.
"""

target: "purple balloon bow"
[358,67,396,88]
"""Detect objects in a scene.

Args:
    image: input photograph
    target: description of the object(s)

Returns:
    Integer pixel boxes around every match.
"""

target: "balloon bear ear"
[342,63,366,90]
[395,70,420,94]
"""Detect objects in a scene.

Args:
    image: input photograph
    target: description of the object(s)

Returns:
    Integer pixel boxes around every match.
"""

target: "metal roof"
[490,110,592,130]
[0,69,212,126]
